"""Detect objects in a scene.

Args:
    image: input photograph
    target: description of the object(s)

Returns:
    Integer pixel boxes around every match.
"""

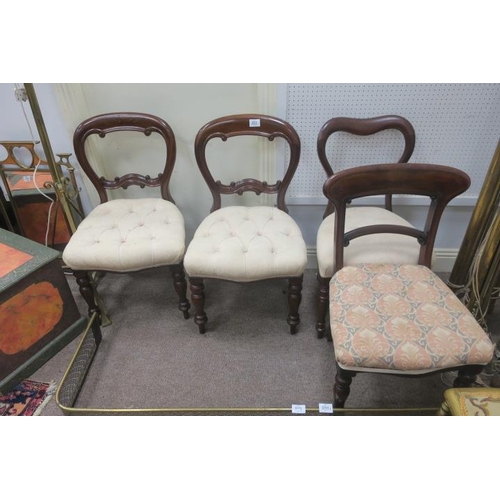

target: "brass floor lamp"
[22,84,111,324]
[0,84,82,242]
[448,139,500,386]
[22,83,80,234]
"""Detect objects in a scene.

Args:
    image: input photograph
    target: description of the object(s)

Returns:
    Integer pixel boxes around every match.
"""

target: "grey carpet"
[31,268,492,415]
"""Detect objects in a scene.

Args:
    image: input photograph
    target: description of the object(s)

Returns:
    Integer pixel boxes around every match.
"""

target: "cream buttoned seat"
[184,114,307,334]
[315,115,429,339]
[185,206,306,282]
[62,112,190,322]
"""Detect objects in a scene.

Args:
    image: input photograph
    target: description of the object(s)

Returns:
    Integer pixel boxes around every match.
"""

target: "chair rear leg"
[189,277,207,334]
[454,365,483,387]
[316,274,330,339]
[74,270,102,322]
[287,275,303,335]
[169,263,190,319]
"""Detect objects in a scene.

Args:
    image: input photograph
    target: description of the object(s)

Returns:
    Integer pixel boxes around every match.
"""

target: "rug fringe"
[33,381,57,416]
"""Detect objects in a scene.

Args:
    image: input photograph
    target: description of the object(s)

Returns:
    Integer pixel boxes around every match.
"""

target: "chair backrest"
[73,112,177,204]
[323,163,471,274]
[194,114,300,213]
[317,115,416,216]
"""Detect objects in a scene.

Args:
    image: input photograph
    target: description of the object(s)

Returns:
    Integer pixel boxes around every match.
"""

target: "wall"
[54,83,268,240]
[0,83,71,149]
[277,83,500,270]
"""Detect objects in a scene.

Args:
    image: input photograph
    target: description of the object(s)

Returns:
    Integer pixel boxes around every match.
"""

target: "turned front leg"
[189,277,207,334]
[316,274,330,339]
[74,270,101,322]
[287,275,303,335]
[170,263,190,319]
[334,366,355,408]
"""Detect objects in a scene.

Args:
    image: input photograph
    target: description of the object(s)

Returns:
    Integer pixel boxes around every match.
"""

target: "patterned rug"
[0,380,56,416]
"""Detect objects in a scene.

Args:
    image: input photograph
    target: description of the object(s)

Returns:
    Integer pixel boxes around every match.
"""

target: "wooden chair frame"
[188,114,304,334]
[70,112,189,322]
[316,115,416,338]
[323,163,486,407]
[194,113,300,213]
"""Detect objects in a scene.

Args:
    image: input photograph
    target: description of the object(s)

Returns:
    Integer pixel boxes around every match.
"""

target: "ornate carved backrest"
[73,112,177,204]
[194,114,301,213]
[317,115,416,217]
[322,163,470,274]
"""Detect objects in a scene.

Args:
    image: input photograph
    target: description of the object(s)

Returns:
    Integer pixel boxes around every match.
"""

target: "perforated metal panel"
[283,83,500,203]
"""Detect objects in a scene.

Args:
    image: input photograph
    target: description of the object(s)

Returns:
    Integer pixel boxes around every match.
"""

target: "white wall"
[54,83,272,240]
[275,83,500,271]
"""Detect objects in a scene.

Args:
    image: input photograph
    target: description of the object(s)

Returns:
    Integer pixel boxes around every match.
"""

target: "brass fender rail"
[55,314,439,416]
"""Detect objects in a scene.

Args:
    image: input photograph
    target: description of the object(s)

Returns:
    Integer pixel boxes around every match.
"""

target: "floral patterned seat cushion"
[329,264,495,374]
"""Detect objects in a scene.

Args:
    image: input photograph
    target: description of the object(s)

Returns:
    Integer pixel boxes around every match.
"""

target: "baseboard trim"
[306,248,458,274]
[431,249,459,273]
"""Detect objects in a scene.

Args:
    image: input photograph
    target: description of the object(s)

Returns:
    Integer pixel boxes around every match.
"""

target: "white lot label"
[319,403,333,413]
[292,404,306,414]
[249,119,261,127]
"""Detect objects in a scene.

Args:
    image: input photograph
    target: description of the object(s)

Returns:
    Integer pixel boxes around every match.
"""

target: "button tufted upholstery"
[63,198,185,272]
[188,113,305,335]
[184,206,307,282]
[317,206,424,278]
[65,112,190,323]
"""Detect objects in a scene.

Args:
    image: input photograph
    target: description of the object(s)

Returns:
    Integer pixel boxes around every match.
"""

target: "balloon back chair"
[184,114,307,334]
[323,163,495,408]
[62,112,190,323]
[316,115,419,338]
